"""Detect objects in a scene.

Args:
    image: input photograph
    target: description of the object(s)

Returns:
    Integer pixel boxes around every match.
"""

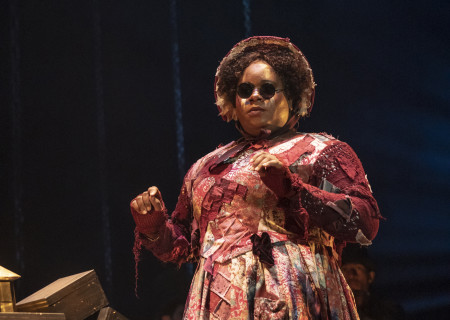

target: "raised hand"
[131,186,163,214]
[250,151,284,173]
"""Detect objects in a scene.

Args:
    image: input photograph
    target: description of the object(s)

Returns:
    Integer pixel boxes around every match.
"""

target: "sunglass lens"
[237,83,254,99]
[237,83,277,99]
[260,83,276,99]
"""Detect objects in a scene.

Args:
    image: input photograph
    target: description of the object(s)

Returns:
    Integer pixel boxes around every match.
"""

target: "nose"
[248,88,262,102]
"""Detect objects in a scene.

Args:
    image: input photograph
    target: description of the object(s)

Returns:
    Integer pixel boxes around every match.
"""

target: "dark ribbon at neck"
[250,232,274,267]
[208,114,299,175]
[235,112,299,142]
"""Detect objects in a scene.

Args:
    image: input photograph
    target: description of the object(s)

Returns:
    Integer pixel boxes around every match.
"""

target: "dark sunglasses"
[237,82,284,100]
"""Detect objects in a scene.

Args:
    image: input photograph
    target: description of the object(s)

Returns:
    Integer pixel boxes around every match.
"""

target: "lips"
[248,106,265,115]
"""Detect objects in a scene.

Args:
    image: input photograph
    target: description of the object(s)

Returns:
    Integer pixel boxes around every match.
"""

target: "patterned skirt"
[183,241,359,319]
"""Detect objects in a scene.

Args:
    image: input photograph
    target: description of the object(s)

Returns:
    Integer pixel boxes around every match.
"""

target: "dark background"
[1,0,449,319]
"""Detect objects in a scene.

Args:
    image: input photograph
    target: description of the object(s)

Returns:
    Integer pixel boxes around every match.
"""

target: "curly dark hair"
[216,43,314,121]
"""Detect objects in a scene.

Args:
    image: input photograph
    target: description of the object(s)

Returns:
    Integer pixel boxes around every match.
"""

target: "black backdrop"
[1,1,449,319]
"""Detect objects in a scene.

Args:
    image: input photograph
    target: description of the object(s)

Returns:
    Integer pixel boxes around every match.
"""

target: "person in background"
[341,244,406,320]
[131,36,382,319]
[158,300,184,320]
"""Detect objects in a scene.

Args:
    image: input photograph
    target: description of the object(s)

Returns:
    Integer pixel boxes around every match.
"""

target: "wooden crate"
[96,307,128,320]
[0,312,65,319]
[16,270,108,320]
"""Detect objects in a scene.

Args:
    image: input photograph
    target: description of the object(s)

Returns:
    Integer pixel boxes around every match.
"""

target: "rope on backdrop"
[243,0,252,38]
[170,0,186,179]
[9,0,25,279]
[170,0,194,277]
[93,0,113,295]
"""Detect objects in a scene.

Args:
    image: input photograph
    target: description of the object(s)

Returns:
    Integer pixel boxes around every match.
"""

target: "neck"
[237,115,299,141]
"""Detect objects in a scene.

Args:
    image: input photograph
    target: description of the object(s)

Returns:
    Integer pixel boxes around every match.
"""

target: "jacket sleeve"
[131,180,194,266]
[261,141,381,244]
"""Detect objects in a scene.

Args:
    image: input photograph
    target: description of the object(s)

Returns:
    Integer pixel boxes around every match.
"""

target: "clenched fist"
[131,186,163,214]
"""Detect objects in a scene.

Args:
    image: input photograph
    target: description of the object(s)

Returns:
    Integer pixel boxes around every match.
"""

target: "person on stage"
[341,244,405,320]
[131,36,381,319]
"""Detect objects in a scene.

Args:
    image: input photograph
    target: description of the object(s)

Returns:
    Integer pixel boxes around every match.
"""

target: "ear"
[368,271,375,284]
